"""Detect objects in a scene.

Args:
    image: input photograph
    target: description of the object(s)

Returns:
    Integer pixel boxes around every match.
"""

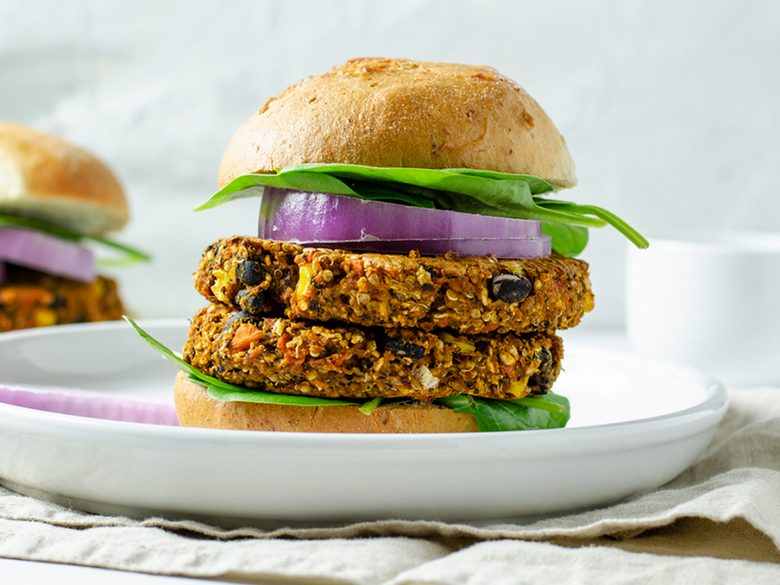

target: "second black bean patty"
[0,264,124,332]
[183,302,563,402]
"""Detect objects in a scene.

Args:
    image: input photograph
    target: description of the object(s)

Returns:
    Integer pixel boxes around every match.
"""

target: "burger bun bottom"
[173,371,480,434]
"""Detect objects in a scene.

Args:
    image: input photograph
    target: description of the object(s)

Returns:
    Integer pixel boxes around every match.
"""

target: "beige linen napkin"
[2,387,780,584]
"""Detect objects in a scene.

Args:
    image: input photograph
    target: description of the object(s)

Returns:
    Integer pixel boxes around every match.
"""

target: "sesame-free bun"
[0,121,129,235]
[173,371,479,434]
[218,58,576,190]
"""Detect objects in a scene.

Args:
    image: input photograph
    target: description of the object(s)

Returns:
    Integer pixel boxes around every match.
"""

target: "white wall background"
[1,0,778,329]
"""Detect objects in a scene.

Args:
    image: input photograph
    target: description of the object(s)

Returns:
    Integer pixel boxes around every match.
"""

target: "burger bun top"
[218,57,577,190]
[0,121,129,235]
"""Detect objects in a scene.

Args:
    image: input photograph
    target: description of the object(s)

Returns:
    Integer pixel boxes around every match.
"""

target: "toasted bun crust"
[173,371,479,433]
[0,121,129,235]
[218,57,576,190]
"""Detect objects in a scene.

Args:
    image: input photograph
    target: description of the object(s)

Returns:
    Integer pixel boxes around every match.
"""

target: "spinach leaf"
[195,163,648,253]
[196,375,361,406]
[541,222,589,257]
[435,393,570,432]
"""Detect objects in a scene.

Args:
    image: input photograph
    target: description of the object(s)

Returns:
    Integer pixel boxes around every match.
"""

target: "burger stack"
[173,58,595,433]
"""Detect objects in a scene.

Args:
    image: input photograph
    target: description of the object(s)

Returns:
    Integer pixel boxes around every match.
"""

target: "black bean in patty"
[236,259,265,286]
[385,339,426,361]
[490,273,533,303]
[236,289,268,315]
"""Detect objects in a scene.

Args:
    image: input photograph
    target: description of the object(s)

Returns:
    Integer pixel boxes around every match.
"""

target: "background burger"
[132,58,645,433]
[0,121,147,332]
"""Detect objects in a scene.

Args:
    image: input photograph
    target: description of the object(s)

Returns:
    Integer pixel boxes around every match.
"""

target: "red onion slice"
[0,227,96,282]
[300,237,551,258]
[260,188,550,258]
[0,383,180,426]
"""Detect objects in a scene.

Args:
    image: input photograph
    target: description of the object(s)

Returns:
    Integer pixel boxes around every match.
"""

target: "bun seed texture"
[218,58,576,189]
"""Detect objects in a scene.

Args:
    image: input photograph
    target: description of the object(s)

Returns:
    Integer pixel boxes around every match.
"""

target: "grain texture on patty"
[183,302,563,402]
[0,265,124,331]
[194,236,593,335]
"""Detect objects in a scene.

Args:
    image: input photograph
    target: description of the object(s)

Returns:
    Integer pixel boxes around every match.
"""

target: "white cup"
[626,231,780,387]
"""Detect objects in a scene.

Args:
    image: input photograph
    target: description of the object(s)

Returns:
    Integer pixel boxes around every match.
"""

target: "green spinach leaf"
[195,163,648,254]
[197,375,361,406]
[541,222,589,257]
[435,392,570,432]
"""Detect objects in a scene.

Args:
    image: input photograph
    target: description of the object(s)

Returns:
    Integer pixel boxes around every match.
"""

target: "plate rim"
[0,319,729,445]
[0,320,730,521]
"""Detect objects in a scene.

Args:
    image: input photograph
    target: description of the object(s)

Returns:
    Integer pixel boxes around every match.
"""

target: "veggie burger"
[0,122,146,332]
[137,58,646,433]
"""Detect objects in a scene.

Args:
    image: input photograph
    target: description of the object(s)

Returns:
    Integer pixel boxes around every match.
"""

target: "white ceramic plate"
[0,320,727,526]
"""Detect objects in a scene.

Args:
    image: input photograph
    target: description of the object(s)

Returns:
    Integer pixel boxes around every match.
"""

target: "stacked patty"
[183,236,593,403]
[0,264,124,332]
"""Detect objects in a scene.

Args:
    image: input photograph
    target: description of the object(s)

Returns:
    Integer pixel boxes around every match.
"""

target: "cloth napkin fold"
[2,387,780,584]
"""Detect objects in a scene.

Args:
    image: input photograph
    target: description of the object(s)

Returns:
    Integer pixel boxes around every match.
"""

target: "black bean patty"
[0,265,124,332]
[184,302,563,402]
[193,236,593,335]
